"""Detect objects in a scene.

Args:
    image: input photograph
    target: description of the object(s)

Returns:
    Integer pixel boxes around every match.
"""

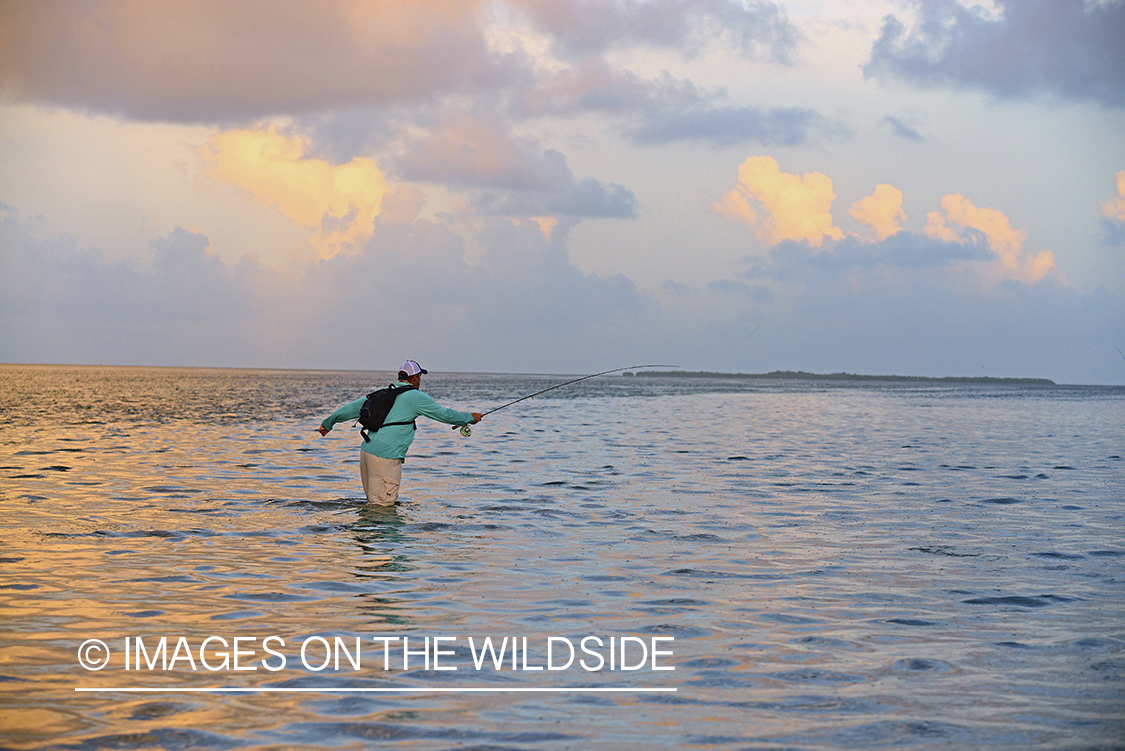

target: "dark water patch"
[768,668,867,685]
[1062,504,1084,510]
[663,568,785,581]
[127,575,198,584]
[283,720,575,745]
[963,594,1075,608]
[411,521,455,532]
[1,583,38,590]
[891,658,956,672]
[637,597,712,608]
[678,657,740,669]
[0,556,25,563]
[142,486,204,494]
[1070,637,1121,652]
[911,545,980,557]
[1053,464,1076,469]
[54,728,245,750]
[884,618,938,627]
[684,733,752,746]
[738,694,890,714]
[634,623,711,638]
[981,497,1022,505]
[760,613,821,625]
[210,610,265,621]
[220,592,319,603]
[1089,550,1124,557]
[784,719,988,748]
[997,641,1033,649]
[40,465,71,472]
[128,702,191,720]
[674,532,728,542]
[1032,551,1085,560]
[792,636,858,649]
[123,610,164,618]
[727,455,751,461]
[14,448,85,455]
[1000,474,1029,479]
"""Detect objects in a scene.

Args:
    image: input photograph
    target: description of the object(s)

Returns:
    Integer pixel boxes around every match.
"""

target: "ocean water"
[1,364,1122,751]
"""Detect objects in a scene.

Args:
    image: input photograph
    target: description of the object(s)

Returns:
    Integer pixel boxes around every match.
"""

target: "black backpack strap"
[358,384,418,441]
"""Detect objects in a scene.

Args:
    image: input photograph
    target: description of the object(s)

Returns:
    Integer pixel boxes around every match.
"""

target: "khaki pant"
[359,450,402,506]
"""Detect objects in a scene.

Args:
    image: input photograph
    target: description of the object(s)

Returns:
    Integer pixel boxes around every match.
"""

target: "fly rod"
[453,364,672,437]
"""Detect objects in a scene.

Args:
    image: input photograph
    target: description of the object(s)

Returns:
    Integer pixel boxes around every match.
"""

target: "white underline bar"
[75,687,676,693]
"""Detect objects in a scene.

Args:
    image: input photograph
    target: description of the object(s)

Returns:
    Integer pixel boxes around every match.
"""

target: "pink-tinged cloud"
[1102,170,1125,222]
[200,125,388,259]
[924,194,1059,284]
[0,0,516,122]
[396,113,570,191]
[714,156,844,248]
[849,184,906,242]
[0,0,799,124]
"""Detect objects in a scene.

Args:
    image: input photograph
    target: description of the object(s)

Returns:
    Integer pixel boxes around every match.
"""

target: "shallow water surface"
[1,365,1123,750]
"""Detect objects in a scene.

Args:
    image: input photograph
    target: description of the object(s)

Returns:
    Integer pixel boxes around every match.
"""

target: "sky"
[1,0,1123,384]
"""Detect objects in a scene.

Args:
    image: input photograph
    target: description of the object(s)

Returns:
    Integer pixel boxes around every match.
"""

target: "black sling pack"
[357,384,417,442]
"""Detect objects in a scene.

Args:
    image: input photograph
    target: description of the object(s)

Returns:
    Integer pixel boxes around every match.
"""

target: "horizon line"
[2,361,1117,387]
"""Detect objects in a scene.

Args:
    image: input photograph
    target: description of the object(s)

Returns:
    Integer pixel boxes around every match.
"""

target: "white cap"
[400,360,428,376]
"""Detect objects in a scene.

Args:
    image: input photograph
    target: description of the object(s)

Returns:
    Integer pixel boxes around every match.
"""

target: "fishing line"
[453,364,673,437]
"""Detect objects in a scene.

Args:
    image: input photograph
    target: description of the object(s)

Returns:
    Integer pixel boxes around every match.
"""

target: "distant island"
[631,370,1056,386]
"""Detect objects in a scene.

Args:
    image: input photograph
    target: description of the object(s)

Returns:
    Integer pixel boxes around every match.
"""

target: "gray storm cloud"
[864,0,1125,107]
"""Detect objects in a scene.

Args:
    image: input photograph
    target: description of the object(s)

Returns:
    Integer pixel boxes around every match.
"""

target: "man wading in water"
[318,361,482,506]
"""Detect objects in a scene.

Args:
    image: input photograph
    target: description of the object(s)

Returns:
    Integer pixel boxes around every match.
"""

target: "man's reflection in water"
[351,504,412,625]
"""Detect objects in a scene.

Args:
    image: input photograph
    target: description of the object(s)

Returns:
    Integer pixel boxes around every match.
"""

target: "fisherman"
[318,360,482,506]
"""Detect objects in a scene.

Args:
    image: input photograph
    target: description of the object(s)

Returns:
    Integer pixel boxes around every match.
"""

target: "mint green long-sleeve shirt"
[320,383,473,461]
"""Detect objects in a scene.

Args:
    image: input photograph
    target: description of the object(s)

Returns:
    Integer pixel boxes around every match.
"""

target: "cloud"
[514,57,831,148]
[0,217,263,365]
[713,156,844,248]
[1100,170,1125,246]
[849,184,906,242]
[924,194,1059,283]
[1102,170,1125,222]
[881,115,925,142]
[0,198,645,372]
[0,0,799,123]
[508,0,799,62]
[390,111,636,219]
[629,105,826,147]
[714,157,1061,285]
[3,201,1122,383]
[396,113,572,191]
[200,125,388,259]
[0,0,525,122]
[864,0,1125,107]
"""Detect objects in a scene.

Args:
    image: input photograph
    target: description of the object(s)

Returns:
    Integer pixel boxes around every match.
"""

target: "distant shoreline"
[631,370,1057,386]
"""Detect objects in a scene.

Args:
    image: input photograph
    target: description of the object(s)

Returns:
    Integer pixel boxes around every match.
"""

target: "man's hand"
[318,425,329,436]
[470,412,483,424]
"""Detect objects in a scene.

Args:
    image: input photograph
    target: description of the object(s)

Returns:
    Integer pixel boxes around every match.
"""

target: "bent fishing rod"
[453,364,672,437]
